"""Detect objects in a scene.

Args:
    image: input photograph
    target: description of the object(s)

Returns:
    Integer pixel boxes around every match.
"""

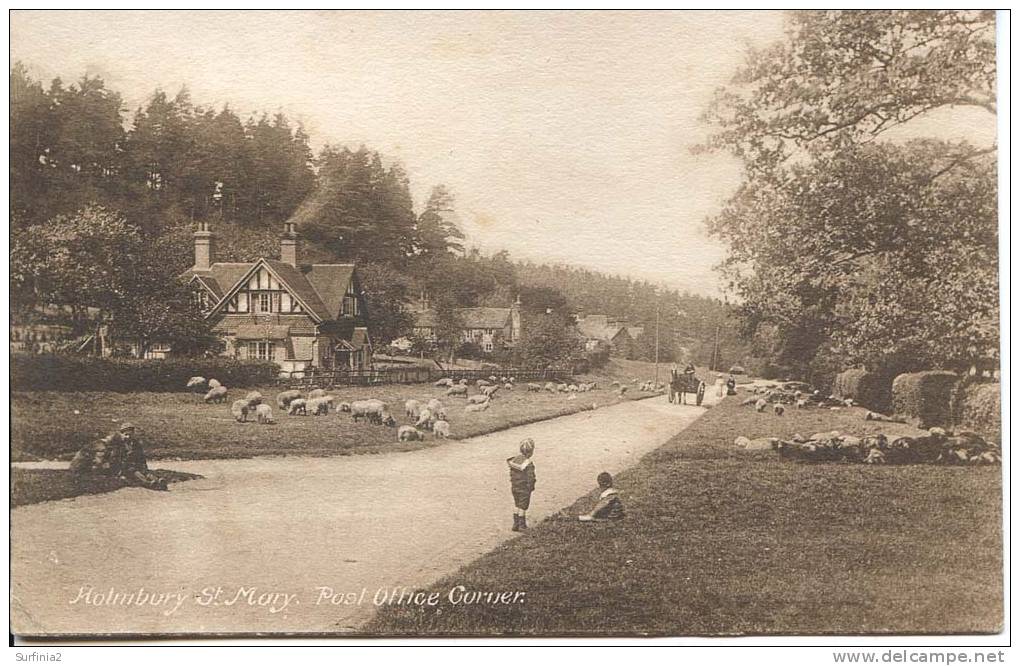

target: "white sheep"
[433,420,450,439]
[186,376,207,390]
[255,403,275,424]
[557,383,569,393]
[405,399,423,419]
[204,386,228,403]
[230,399,250,422]
[568,384,579,392]
[459,378,469,386]
[338,401,352,413]
[434,378,453,387]
[397,425,426,442]
[527,383,542,392]
[245,391,263,407]
[351,399,396,426]
[476,379,491,387]
[481,385,500,398]
[754,399,768,412]
[415,407,435,430]
[488,375,498,383]
[276,390,302,409]
[795,398,808,409]
[307,396,333,416]
[509,377,516,384]
[504,382,514,391]
[467,394,490,405]
[427,398,444,414]
[500,376,508,383]
[307,388,326,399]
[465,401,490,413]
[288,399,308,415]
[544,382,557,393]
[446,385,468,397]
[208,379,222,389]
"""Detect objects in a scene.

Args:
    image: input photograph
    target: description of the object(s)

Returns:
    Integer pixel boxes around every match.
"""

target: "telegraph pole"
[654,305,660,386]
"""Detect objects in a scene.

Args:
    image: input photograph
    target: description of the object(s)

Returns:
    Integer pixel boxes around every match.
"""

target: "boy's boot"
[512,514,521,532]
[520,515,528,530]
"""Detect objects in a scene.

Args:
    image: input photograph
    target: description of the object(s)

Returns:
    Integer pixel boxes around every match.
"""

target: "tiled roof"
[304,264,356,319]
[263,260,330,322]
[577,315,630,342]
[413,307,511,330]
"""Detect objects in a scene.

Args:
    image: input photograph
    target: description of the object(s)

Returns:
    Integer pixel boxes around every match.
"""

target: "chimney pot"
[194,222,214,271]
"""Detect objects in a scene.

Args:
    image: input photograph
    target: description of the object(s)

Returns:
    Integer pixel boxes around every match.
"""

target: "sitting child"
[579,472,625,522]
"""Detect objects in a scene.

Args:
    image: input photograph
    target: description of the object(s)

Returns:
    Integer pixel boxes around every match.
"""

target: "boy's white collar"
[599,487,617,499]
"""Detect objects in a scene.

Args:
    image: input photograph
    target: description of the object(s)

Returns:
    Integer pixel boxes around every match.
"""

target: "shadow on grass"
[11,468,203,508]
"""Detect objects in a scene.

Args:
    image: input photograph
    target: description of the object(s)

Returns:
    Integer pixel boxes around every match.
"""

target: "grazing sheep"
[405,399,423,419]
[488,375,498,383]
[255,403,274,424]
[476,379,491,387]
[773,404,785,416]
[338,401,352,413]
[204,386,228,403]
[446,385,468,397]
[504,382,514,391]
[467,394,490,405]
[415,408,434,430]
[245,391,263,407]
[527,383,542,392]
[754,399,767,412]
[186,376,207,390]
[288,399,308,415]
[459,378,469,386]
[230,399,250,423]
[434,378,453,387]
[397,425,426,442]
[433,420,450,439]
[568,384,579,392]
[795,398,808,409]
[465,401,490,413]
[276,390,302,409]
[307,388,326,399]
[351,399,396,426]
[208,379,222,389]
[307,396,332,416]
[481,385,500,398]
[509,377,516,384]
[558,383,569,393]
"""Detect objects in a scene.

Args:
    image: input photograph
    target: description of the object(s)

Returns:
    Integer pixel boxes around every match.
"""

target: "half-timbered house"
[183,221,372,374]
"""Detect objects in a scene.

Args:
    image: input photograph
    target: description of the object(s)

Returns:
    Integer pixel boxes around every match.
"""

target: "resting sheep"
[231,399,250,423]
[288,399,308,415]
[405,399,423,419]
[186,376,207,390]
[465,401,490,413]
[481,385,500,398]
[433,420,450,439]
[255,403,275,424]
[276,390,302,409]
[434,378,453,387]
[446,385,468,397]
[204,386,228,403]
[397,425,426,442]
[467,394,490,405]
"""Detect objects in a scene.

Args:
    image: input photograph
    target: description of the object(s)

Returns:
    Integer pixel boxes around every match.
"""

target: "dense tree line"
[11,61,739,366]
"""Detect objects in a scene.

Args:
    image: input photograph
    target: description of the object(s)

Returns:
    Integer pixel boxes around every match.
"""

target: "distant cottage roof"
[413,307,511,330]
[577,315,630,342]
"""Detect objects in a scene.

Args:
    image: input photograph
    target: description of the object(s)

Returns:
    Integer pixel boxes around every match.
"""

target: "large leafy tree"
[704,10,997,377]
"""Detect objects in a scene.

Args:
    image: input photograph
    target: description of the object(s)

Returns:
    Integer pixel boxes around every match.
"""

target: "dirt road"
[11,392,715,636]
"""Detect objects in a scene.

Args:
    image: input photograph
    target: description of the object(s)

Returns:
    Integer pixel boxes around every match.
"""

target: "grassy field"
[366,391,1003,636]
[11,468,203,507]
[11,358,678,462]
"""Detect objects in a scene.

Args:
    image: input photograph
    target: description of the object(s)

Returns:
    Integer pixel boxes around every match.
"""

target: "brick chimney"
[193,220,213,271]
[280,222,298,267]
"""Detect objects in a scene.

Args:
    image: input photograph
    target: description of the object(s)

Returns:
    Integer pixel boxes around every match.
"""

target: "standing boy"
[507,438,536,531]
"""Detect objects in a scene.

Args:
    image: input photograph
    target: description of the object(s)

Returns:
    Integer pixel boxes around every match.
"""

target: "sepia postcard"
[9,9,1004,641]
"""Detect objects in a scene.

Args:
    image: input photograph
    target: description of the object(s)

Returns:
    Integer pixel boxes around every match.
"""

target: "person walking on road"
[507,438,537,532]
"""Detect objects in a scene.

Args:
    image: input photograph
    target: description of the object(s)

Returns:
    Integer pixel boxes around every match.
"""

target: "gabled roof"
[577,315,631,342]
[458,307,512,329]
[184,259,357,324]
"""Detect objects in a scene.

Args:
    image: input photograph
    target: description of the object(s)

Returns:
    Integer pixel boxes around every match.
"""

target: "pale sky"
[9,11,998,296]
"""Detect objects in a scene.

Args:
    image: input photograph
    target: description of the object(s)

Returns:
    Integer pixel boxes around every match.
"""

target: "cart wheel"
[696,381,706,406]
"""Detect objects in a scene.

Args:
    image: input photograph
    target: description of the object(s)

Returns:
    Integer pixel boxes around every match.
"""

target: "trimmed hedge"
[11,354,279,392]
[834,369,893,413]
[953,382,1001,445]
[892,371,960,429]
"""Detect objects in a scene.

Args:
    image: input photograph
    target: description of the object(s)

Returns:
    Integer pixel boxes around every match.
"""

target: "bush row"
[952,382,1001,445]
[834,369,894,413]
[891,371,961,429]
[11,354,280,392]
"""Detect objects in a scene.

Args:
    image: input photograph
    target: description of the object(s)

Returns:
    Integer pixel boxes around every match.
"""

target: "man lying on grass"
[69,422,168,491]
[578,472,625,522]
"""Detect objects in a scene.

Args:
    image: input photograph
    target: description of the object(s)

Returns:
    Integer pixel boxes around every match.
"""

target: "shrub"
[11,354,279,392]
[952,381,1001,444]
[728,365,747,375]
[834,369,893,413]
[891,371,960,428]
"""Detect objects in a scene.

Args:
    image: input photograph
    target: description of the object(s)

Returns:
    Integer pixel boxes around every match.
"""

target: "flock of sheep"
[739,381,855,417]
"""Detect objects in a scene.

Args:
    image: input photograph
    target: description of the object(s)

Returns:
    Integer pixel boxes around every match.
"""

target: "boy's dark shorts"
[513,490,532,510]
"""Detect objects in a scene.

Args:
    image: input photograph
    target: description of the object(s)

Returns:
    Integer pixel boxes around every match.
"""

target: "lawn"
[365,391,1003,636]
[12,359,676,462]
[11,467,203,508]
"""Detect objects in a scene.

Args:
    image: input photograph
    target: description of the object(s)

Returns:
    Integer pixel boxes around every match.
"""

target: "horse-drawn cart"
[668,371,706,406]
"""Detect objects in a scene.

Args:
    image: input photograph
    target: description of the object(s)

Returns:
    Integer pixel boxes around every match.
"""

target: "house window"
[247,341,275,360]
[257,293,272,313]
[192,290,210,311]
[484,341,493,352]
